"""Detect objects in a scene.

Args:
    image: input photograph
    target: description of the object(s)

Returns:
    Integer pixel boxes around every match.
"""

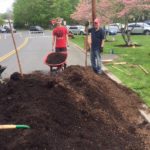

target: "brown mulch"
[46,53,67,65]
[105,40,115,42]
[115,44,142,47]
[0,66,150,150]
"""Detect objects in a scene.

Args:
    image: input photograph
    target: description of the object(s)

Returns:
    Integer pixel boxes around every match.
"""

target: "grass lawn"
[70,35,150,107]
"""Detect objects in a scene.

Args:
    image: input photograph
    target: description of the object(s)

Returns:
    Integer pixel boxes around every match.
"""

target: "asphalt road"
[0,31,90,79]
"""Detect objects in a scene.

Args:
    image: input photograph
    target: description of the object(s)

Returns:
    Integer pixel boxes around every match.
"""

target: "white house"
[3,19,14,27]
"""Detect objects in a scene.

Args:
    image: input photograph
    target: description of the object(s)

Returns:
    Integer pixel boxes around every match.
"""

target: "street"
[0,31,90,78]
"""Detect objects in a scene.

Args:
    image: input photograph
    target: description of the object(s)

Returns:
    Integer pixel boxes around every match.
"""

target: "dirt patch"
[115,44,142,48]
[105,40,115,42]
[0,66,150,150]
[46,53,67,65]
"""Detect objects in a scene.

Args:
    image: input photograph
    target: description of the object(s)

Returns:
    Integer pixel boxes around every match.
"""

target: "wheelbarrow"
[44,52,68,75]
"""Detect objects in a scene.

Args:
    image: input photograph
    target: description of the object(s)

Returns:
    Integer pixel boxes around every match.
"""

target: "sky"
[0,0,15,13]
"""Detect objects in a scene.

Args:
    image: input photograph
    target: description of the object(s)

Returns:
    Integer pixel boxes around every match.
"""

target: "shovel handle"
[0,125,30,130]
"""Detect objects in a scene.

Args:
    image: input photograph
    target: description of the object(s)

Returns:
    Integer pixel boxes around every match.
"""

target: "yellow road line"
[0,37,28,63]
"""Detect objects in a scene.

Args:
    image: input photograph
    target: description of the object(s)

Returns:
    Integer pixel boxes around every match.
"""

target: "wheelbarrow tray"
[44,52,68,67]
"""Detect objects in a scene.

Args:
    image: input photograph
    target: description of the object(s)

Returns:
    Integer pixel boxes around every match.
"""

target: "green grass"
[70,35,150,107]
[70,35,85,48]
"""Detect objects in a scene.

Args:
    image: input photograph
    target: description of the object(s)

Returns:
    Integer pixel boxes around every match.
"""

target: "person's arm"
[66,28,69,50]
[88,28,92,33]
[52,35,56,52]
[66,34,69,47]
[101,39,104,48]
[66,35,69,51]
[100,28,105,52]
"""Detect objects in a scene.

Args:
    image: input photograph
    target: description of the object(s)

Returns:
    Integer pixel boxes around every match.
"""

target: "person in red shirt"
[52,17,69,52]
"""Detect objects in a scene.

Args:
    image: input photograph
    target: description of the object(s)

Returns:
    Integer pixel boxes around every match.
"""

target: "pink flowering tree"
[71,0,117,40]
[98,0,118,40]
[117,0,150,45]
[70,0,92,24]
[71,0,116,25]
[98,0,117,25]
[71,0,150,45]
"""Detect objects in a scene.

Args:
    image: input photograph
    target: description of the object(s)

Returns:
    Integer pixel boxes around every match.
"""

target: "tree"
[71,0,150,45]
[71,0,92,22]
[71,0,118,40]
[0,11,13,20]
[117,0,150,45]
[0,17,5,26]
[13,0,79,28]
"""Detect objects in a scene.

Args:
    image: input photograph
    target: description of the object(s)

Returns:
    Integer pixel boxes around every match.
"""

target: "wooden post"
[139,65,149,74]
[8,19,23,76]
[84,20,90,67]
[92,0,96,26]
[84,36,88,67]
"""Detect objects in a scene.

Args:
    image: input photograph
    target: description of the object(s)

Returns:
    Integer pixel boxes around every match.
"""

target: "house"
[3,19,14,27]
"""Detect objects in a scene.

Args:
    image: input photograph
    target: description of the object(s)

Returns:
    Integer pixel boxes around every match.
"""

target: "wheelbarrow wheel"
[64,64,67,70]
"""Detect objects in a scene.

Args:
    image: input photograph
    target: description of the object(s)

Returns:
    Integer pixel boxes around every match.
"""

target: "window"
[135,24,142,27]
[70,27,78,29]
[128,24,135,27]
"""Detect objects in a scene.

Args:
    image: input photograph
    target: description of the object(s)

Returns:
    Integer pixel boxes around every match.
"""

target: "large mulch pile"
[0,66,150,150]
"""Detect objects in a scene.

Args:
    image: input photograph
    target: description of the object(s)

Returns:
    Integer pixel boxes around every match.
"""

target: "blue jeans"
[90,48,102,74]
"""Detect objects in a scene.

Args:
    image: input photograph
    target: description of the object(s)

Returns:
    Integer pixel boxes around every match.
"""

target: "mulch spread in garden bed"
[46,52,67,65]
[0,66,150,150]
[115,44,142,48]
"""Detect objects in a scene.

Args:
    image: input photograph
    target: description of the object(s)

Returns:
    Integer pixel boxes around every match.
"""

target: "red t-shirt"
[53,26,68,48]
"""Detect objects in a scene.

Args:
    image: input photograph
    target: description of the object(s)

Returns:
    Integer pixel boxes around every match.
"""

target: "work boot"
[93,69,97,73]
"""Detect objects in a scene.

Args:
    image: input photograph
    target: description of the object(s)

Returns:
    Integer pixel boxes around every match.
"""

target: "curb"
[69,41,90,56]
[70,41,150,124]
[139,104,150,124]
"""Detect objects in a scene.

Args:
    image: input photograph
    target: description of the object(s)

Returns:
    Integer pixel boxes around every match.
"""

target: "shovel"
[84,21,90,67]
[0,125,30,130]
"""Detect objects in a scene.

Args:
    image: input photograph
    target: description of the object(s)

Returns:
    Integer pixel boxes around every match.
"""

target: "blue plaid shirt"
[88,27,104,50]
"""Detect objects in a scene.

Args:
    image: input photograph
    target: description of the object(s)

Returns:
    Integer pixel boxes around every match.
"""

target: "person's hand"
[85,21,89,27]
[52,48,54,52]
[100,47,103,53]
[66,45,69,51]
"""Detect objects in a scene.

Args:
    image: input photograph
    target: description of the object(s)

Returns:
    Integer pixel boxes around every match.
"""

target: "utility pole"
[92,0,96,26]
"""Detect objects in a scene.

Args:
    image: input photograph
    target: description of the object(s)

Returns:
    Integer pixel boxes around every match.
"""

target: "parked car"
[66,25,70,30]
[109,23,124,32]
[109,23,125,32]
[127,23,150,35]
[30,26,44,33]
[0,27,6,33]
[68,26,86,35]
[144,20,150,26]
[4,26,16,33]
[105,26,118,35]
